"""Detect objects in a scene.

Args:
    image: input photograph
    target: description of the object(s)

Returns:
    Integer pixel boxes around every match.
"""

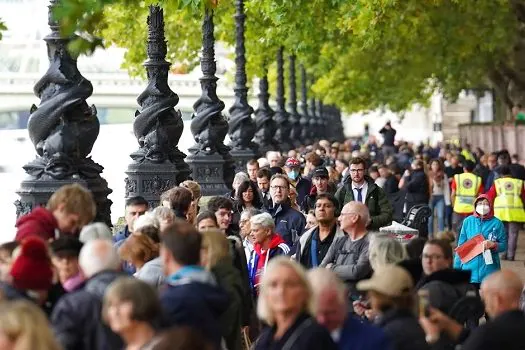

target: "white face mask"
[475,204,490,216]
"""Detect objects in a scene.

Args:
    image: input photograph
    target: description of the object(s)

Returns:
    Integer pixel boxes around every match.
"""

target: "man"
[113,196,149,244]
[444,155,463,184]
[321,202,372,300]
[160,186,193,221]
[305,151,324,179]
[268,174,306,247]
[246,159,259,183]
[266,151,282,168]
[294,194,341,269]
[496,151,525,181]
[335,158,349,186]
[257,168,273,210]
[16,183,96,241]
[487,166,525,260]
[378,163,399,194]
[51,239,124,350]
[484,152,499,192]
[308,268,391,350]
[207,196,237,235]
[450,160,483,234]
[421,270,525,350]
[301,166,334,213]
[160,220,228,349]
[284,157,312,205]
[379,121,396,158]
[335,157,393,230]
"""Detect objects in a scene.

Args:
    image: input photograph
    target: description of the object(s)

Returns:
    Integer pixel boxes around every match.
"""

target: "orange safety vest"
[453,173,481,214]
[494,178,525,222]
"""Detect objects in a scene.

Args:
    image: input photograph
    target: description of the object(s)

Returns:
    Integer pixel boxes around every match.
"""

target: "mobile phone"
[418,290,430,318]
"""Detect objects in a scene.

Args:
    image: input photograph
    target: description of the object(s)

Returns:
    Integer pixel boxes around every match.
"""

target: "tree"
[0,19,6,40]
[56,0,524,118]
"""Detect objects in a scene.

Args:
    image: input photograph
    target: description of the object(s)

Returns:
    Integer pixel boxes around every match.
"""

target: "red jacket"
[15,207,58,242]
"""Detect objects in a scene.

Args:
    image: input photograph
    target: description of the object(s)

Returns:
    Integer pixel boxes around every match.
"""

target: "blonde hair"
[257,257,314,325]
[200,229,230,270]
[368,233,407,270]
[119,235,159,266]
[47,183,96,225]
[0,300,62,350]
[180,180,202,201]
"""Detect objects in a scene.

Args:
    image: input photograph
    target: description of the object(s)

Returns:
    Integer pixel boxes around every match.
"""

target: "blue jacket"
[160,266,229,350]
[113,229,136,275]
[113,225,130,243]
[267,203,306,248]
[453,215,507,284]
[338,315,392,350]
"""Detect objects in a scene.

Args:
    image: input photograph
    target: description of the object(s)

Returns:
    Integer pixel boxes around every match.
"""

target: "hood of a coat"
[254,233,286,255]
[15,207,57,240]
[472,194,494,220]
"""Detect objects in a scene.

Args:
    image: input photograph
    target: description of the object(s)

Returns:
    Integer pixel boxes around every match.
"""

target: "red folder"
[455,234,485,264]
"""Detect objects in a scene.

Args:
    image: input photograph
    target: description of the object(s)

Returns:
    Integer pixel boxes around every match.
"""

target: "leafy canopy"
[50,0,521,113]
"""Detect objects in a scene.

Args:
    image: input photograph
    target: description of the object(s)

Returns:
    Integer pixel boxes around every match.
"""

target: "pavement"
[501,231,525,280]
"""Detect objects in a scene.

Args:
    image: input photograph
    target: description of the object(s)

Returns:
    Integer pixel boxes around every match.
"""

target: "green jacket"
[334,177,393,230]
[211,258,244,350]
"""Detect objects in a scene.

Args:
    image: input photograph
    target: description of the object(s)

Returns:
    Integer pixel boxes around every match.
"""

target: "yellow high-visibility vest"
[494,178,525,222]
[453,173,481,214]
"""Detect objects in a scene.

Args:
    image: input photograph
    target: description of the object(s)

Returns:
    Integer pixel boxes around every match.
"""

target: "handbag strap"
[282,318,314,350]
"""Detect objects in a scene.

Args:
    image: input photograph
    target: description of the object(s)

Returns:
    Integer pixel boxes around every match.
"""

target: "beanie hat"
[10,236,53,291]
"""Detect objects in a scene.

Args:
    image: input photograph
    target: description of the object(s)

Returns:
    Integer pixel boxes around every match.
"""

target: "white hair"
[79,239,120,278]
[79,223,113,243]
[257,257,314,325]
[152,206,176,221]
[258,157,269,168]
[307,268,347,309]
[240,208,260,221]
[233,172,249,185]
[133,212,159,232]
[250,212,275,230]
[368,233,407,270]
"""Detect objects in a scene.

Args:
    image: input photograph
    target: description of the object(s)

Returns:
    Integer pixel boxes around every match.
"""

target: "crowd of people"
[0,125,525,350]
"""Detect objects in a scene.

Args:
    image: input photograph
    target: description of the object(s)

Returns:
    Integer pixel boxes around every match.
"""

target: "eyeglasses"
[422,254,444,260]
[349,169,365,173]
[270,185,288,191]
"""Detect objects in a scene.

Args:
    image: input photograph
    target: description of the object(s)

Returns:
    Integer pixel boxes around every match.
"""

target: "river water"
[0,122,198,243]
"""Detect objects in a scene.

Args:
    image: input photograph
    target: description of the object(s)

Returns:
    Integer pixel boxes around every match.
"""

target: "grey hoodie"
[135,257,164,287]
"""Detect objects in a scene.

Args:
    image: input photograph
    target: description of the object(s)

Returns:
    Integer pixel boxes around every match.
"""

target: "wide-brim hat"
[357,265,413,297]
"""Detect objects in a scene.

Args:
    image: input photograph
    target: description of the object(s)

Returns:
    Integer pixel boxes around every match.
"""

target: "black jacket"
[403,169,430,212]
[379,127,396,147]
[267,203,306,248]
[376,308,429,350]
[255,313,337,350]
[51,271,125,350]
[461,310,525,350]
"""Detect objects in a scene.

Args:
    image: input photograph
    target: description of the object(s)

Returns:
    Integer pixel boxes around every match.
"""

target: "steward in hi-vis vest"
[487,165,525,260]
[452,173,482,214]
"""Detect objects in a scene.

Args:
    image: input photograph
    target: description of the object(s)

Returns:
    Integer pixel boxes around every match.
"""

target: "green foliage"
[56,0,523,114]
[0,19,6,40]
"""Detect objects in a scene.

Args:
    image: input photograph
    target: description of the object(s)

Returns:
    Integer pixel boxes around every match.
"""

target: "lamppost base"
[186,152,233,196]
[230,148,258,173]
[16,175,113,227]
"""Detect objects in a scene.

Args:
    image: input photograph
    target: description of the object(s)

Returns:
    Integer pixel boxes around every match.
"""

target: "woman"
[239,208,260,262]
[255,257,337,350]
[305,210,318,231]
[354,234,407,320]
[119,235,163,287]
[180,180,202,225]
[234,180,263,212]
[226,172,250,201]
[399,159,430,214]
[453,195,507,287]
[357,265,430,350]
[151,206,176,233]
[0,300,62,350]
[288,185,301,211]
[248,213,290,297]
[427,159,451,237]
[50,237,84,292]
[201,229,244,350]
[196,211,219,232]
[103,277,161,350]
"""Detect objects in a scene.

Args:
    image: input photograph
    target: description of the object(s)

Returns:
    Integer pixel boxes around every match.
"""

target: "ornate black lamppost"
[317,100,326,140]
[273,47,293,152]
[124,6,190,207]
[287,55,301,148]
[308,78,318,143]
[186,9,235,195]
[227,0,258,170]
[16,0,112,225]
[254,72,280,153]
[298,65,310,146]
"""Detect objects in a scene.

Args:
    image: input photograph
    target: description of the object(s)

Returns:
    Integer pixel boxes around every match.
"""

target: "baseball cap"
[50,236,84,258]
[312,166,329,179]
[285,157,301,168]
[357,265,413,297]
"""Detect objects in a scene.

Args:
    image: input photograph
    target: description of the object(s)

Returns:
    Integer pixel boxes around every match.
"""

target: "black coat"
[51,271,125,350]
[403,169,430,212]
[461,310,525,350]
[376,308,429,350]
[255,313,337,350]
